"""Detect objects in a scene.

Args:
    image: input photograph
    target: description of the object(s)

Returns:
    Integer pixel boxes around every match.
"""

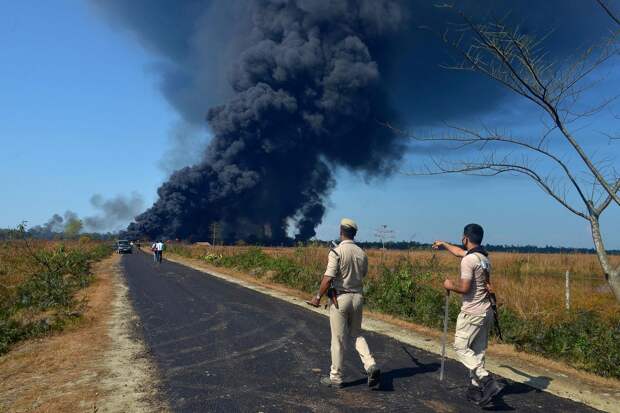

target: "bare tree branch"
[594,179,620,215]
[596,0,620,26]
[386,121,594,210]
[403,3,620,299]
[405,157,590,219]
[434,7,620,207]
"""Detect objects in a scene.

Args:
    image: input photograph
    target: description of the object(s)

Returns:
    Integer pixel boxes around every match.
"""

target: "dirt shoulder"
[164,251,620,413]
[0,253,166,413]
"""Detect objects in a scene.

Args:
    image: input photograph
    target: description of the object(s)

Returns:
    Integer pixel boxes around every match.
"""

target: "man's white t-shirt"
[155,242,164,251]
[460,253,491,315]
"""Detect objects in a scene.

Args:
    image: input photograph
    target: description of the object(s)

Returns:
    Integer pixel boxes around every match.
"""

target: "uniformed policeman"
[308,218,380,388]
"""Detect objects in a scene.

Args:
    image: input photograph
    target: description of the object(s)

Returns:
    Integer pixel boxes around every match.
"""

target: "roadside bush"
[218,248,271,272]
[0,320,23,355]
[0,240,111,355]
[203,253,223,264]
[269,258,316,292]
[504,309,620,378]
[203,248,318,292]
[365,260,460,329]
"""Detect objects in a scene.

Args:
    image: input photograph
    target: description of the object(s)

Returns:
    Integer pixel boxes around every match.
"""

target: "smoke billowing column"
[127,0,407,243]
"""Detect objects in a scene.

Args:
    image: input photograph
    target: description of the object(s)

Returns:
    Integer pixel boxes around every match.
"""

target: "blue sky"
[1,0,618,248]
[1,1,174,225]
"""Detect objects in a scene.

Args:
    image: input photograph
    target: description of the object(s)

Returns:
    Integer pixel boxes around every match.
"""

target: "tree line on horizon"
[354,240,620,255]
[0,226,117,242]
[2,225,617,255]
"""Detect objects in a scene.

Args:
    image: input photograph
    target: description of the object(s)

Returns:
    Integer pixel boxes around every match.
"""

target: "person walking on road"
[156,240,165,263]
[433,224,504,407]
[152,240,165,264]
[308,218,380,389]
[151,242,157,263]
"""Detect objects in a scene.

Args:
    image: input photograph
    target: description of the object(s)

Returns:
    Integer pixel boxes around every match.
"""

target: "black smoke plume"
[120,0,408,242]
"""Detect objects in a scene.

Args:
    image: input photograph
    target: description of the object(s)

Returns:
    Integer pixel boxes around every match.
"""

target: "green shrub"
[16,245,100,310]
[0,241,111,355]
[218,248,271,272]
[204,248,318,292]
[504,311,620,378]
[270,259,316,292]
[203,253,222,263]
[364,261,460,329]
[0,319,23,354]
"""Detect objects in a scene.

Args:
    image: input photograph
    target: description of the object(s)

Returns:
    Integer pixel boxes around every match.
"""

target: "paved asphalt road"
[121,251,600,412]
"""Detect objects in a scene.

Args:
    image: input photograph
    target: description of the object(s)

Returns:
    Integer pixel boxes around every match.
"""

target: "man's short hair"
[463,223,484,245]
[340,225,357,239]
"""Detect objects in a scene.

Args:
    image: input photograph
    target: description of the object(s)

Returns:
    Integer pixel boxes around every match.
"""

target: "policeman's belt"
[335,290,360,295]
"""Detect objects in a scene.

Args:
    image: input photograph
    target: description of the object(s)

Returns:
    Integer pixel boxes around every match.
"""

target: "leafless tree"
[394,2,620,300]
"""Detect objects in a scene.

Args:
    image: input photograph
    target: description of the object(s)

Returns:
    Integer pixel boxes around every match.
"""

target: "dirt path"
[0,253,166,413]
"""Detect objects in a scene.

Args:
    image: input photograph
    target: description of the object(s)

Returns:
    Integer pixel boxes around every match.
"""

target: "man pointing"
[433,223,503,406]
[308,218,380,388]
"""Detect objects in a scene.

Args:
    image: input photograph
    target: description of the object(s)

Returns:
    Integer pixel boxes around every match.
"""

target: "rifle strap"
[472,253,503,339]
[471,252,493,302]
[329,248,341,276]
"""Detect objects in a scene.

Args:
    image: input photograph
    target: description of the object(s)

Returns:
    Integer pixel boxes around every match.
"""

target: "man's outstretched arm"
[432,240,466,257]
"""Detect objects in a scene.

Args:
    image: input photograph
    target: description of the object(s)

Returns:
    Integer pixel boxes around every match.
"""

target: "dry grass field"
[367,249,618,323]
[178,245,620,322]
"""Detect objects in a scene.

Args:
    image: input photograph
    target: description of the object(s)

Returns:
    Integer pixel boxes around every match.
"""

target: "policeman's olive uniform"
[325,238,377,384]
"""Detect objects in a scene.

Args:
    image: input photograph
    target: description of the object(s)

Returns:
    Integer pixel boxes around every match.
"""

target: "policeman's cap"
[340,218,358,231]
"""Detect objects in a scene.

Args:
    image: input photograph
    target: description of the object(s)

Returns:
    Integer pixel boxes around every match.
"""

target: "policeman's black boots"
[466,384,483,403]
[471,375,504,407]
[367,365,381,388]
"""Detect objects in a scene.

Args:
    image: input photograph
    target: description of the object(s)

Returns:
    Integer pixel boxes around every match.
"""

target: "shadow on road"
[354,345,441,392]
[499,365,553,390]
[385,346,440,391]
[482,365,552,412]
[341,344,441,390]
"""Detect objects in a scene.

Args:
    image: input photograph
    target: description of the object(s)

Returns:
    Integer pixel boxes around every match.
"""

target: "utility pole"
[565,270,571,311]
[374,224,395,250]
[374,224,395,263]
[210,222,221,246]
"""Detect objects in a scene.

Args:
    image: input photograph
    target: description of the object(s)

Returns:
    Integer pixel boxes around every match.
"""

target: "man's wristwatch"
[315,294,321,301]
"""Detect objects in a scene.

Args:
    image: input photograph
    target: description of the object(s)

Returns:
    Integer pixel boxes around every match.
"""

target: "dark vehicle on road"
[116,240,133,254]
